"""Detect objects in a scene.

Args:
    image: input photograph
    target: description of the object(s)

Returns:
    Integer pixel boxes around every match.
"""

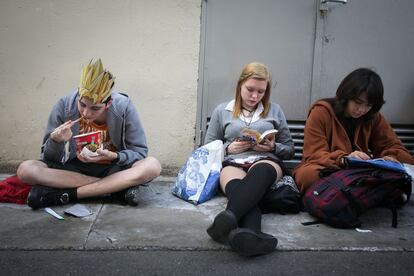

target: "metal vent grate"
[287,120,305,162]
[284,120,305,171]
[392,124,414,156]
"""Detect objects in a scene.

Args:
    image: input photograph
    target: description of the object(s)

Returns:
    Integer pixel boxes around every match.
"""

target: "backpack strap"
[340,185,363,215]
[383,199,399,228]
[301,220,322,226]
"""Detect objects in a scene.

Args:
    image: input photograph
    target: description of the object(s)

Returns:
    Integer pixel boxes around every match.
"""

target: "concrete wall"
[0,0,201,174]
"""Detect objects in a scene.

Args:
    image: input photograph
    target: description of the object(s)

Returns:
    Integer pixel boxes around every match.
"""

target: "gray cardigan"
[41,91,148,166]
[204,101,295,162]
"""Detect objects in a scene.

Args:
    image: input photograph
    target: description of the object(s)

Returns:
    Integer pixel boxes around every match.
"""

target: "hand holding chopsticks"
[50,117,82,143]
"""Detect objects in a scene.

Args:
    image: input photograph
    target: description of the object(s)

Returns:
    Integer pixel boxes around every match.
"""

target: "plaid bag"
[303,168,411,228]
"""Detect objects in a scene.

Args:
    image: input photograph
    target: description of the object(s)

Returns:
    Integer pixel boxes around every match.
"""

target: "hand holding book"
[237,128,278,145]
[226,128,277,154]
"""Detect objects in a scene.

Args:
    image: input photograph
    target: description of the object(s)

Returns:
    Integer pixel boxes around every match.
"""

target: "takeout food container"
[73,131,102,153]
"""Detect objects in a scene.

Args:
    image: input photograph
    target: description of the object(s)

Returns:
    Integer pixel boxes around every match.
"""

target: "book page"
[258,129,278,143]
[239,129,261,143]
[239,128,278,144]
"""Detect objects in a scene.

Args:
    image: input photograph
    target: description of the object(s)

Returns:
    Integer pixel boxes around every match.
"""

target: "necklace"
[242,107,255,113]
[241,109,255,127]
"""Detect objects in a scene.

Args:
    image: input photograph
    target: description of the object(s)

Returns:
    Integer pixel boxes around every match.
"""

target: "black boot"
[228,228,278,257]
[206,210,237,244]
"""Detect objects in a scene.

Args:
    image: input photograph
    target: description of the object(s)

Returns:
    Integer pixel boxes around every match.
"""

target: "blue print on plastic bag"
[174,164,194,200]
[186,161,205,184]
[198,170,220,204]
[174,148,209,200]
[182,161,205,198]
[191,147,209,164]
[174,163,189,200]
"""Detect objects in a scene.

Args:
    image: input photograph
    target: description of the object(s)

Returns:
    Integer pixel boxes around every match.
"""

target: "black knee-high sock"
[225,163,277,220]
[239,206,262,232]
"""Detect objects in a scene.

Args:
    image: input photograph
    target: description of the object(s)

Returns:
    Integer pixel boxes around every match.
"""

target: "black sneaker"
[206,210,237,244]
[124,186,140,206]
[27,185,73,209]
[228,228,278,257]
[111,186,140,207]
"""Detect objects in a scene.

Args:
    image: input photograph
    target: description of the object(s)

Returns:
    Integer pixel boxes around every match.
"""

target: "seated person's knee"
[17,160,39,183]
[146,156,162,178]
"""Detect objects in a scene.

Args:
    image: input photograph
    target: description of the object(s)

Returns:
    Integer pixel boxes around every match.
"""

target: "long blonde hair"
[233,62,272,118]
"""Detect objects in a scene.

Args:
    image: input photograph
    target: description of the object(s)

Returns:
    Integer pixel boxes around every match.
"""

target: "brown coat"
[293,100,414,193]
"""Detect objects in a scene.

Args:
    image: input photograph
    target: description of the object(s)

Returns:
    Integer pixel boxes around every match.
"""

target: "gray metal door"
[312,0,414,124]
[196,0,317,145]
[197,0,414,151]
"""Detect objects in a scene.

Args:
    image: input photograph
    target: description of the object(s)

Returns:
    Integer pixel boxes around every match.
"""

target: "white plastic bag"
[173,140,224,205]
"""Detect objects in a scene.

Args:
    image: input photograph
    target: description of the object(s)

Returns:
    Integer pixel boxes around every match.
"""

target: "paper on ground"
[355,227,372,233]
[64,204,93,217]
[45,207,64,220]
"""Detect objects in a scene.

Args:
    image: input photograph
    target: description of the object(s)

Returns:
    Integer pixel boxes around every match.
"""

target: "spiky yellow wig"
[78,59,115,104]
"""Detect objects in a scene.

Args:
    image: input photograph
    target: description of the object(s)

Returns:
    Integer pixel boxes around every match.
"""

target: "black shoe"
[111,186,140,207]
[206,210,237,244]
[124,186,140,206]
[228,228,278,257]
[27,185,73,209]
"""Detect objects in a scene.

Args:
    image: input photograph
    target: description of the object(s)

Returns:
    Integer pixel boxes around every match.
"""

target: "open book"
[237,128,278,145]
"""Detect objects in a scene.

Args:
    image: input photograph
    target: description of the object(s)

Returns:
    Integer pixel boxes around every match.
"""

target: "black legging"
[224,162,278,230]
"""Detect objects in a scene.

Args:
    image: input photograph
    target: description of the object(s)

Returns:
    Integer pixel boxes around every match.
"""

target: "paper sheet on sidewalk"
[64,204,93,218]
[355,227,372,233]
[45,207,64,220]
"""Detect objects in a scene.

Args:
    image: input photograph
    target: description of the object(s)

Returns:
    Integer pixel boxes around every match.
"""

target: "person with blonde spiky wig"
[17,59,161,208]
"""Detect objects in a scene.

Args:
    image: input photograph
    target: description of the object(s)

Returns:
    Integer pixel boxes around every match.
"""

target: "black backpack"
[259,176,302,214]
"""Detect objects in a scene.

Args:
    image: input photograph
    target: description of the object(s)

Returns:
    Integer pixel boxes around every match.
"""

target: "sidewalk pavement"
[0,174,413,252]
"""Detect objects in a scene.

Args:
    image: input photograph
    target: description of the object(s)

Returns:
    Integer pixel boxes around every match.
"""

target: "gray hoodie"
[41,91,148,166]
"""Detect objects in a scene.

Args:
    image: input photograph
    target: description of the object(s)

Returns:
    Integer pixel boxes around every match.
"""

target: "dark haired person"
[293,68,414,193]
[204,62,294,256]
[17,59,161,208]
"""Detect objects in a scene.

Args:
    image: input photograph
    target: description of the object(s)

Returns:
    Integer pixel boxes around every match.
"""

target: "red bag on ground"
[0,175,32,204]
[303,168,411,228]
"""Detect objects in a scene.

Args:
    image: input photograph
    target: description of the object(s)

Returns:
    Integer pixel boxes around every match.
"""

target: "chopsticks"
[51,117,83,135]
[71,117,82,124]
